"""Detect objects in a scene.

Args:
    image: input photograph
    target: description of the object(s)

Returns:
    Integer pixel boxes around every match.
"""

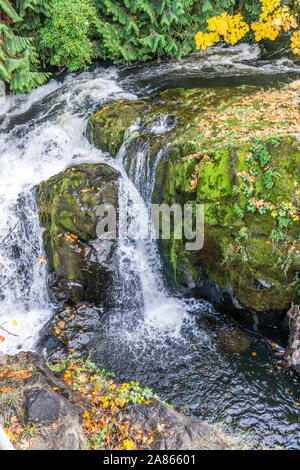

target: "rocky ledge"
[0,352,231,450]
[88,82,300,330]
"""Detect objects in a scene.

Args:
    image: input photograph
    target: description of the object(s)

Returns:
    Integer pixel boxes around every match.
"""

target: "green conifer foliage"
[93,0,236,63]
[0,0,49,94]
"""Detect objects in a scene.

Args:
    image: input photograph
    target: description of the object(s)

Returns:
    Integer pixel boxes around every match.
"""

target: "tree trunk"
[284,303,300,374]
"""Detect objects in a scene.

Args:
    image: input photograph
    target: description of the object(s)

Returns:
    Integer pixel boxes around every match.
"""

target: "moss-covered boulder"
[87,98,149,157]
[155,136,300,325]
[36,163,120,306]
[88,84,300,328]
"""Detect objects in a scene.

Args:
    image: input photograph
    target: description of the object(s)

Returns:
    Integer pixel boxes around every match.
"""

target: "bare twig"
[0,322,18,337]
[0,222,19,248]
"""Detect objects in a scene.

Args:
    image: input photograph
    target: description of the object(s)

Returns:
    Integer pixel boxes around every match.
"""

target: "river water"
[0,43,299,449]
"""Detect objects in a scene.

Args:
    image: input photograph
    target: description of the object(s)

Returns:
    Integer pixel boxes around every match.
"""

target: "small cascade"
[111,118,184,332]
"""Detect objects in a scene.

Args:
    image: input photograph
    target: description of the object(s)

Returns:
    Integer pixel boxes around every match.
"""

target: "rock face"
[36,163,120,358]
[37,303,103,360]
[128,401,226,450]
[0,352,86,450]
[0,353,231,450]
[155,134,300,329]
[36,163,120,306]
[89,84,300,329]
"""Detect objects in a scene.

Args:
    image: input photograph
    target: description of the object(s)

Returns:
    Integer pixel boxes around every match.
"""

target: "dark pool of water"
[92,300,300,450]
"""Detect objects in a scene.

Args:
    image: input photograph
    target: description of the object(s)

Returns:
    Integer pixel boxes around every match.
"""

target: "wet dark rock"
[217,326,252,354]
[127,401,226,450]
[36,163,120,307]
[283,304,300,374]
[25,388,63,424]
[261,34,300,62]
[37,303,103,360]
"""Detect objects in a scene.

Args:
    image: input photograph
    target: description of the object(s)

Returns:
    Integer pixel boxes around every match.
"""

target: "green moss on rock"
[88,84,300,321]
[36,163,120,305]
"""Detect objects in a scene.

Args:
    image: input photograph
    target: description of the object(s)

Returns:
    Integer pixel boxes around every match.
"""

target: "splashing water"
[0,68,136,352]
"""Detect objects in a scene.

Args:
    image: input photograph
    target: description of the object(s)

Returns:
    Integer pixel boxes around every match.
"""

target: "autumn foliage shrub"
[195,0,300,54]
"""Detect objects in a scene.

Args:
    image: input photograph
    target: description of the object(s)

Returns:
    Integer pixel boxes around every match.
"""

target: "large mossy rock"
[36,163,120,307]
[0,352,86,450]
[156,136,300,327]
[88,84,300,329]
[0,353,235,450]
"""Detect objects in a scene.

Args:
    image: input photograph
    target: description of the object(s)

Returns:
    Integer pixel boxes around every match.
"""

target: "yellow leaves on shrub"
[195,1,298,53]
[291,30,300,55]
[223,13,249,45]
[195,31,219,50]
[195,12,249,50]
[260,0,281,16]
[251,4,297,42]
[208,12,249,45]
[207,14,228,36]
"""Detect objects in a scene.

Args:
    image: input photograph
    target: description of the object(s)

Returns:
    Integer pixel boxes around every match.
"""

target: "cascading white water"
[0,67,186,352]
[115,125,185,332]
[0,69,136,353]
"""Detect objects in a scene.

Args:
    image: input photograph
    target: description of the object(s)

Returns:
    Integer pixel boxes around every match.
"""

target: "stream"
[0,43,300,449]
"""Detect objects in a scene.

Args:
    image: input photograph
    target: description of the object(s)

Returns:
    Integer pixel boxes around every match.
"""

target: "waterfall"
[0,68,136,354]
[1,43,300,448]
[114,124,184,331]
[1,42,300,353]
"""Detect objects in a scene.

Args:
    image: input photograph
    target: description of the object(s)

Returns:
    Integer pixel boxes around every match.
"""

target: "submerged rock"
[217,326,252,354]
[36,163,120,307]
[89,84,300,330]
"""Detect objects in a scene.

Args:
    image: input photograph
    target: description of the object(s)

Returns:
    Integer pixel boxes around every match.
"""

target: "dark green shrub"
[0,0,49,94]
[93,0,236,64]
